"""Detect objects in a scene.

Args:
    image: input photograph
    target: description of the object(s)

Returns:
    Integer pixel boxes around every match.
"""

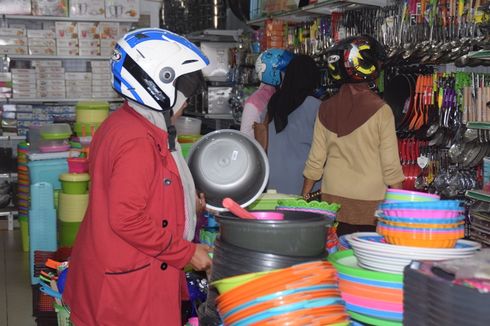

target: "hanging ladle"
[222,198,284,220]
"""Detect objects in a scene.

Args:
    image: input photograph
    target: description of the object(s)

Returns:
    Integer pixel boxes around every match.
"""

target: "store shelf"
[0,173,18,180]
[204,113,234,120]
[0,135,26,141]
[3,14,138,23]
[466,190,490,202]
[9,98,123,103]
[9,54,111,60]
[466,121,490,130]
[247,0,389,25]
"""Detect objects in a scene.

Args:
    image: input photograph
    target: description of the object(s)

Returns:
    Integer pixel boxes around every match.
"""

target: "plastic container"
[59,173,90,194]
[19,215,29,252]
[175,116,202,135]
[216,210,331,257]
[40,123,72,140]
[29,208,57,284]
[54,303,73,326]
[27,125,42,152]
[59,220,81,247]
[212,271,272,294]
[76,101,109,123]
[31,182,55,210]
[28,159,68,190]
[67,157,89,173]
[39,139,70,153]
[74,122,101,137]
[58,192,89,222]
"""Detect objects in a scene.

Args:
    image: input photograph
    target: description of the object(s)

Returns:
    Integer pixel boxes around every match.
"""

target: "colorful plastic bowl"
[379,219,463,229]
[381,208,463,219]
[212,271,273,294]
[385,189,440,202]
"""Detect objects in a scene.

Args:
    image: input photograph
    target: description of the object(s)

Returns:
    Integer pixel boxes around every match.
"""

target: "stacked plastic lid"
[276,198,340,220]
[378,190,465,248]
[212,261,349,326]
[404,257,490,326]
[329,250,404,326]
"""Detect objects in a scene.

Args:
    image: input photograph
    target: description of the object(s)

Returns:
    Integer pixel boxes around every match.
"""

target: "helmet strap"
[162,110,177,152]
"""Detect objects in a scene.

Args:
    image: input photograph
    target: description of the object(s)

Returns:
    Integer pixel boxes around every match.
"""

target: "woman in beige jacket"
[302,36,404,236]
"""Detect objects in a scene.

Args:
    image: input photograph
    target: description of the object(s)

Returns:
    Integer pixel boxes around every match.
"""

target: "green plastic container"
[180,143,193,159]
[247,193,300,210]
[59,173,90,194]
[19,215,29,252]
[59,220,81,247]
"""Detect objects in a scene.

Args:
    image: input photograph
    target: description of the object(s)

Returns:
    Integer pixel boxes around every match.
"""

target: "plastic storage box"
[75,101,109,124]
[28,159,68,190]
[40,123,72,140]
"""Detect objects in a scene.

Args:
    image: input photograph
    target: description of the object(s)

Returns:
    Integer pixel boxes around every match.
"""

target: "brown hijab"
[319,83,386,137]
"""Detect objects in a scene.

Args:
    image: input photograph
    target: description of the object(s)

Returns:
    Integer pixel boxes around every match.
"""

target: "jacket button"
[164,178,171,185]
[162,220,168,228]
[160,262,167,270]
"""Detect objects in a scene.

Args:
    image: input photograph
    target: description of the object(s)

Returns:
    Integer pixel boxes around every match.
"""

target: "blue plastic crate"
[28,159,68,190]
[30,182,54,210]
[29,208,57,284]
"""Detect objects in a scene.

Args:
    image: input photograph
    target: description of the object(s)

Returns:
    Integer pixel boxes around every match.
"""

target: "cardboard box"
[31,60,63,67]
[79,47,100,56]
[100,48,115,57]
[105,0,139,19]
[35,67,65,74]
[69,0,105,19]
[27,29,56,39]
[90,60,110,68]
[37,80,66,87]
[11,69,36,75]
[0,28,26,37]
[0,0,31,15]
[91,78,111,86]
[99,22,119,39]
[28,38,56,48]
[79,39,100,48]
[65,80,91,87]
[118,23,132,38]
[91,73,111,80]
[36,90,66,98]
[29,46,57,56]
[66,85,92,93]
[56,47,79,56]
[55,22,78,39]
[0,46,27,55]
[12,74,36,82]
[65,72,92,81]
[100,38,116,52]
[0,36,27,46]
[56,39,78,47]
[36,72,65,80]
[91,67,111,74]
[77,22,100,39]
[32,0,68,17]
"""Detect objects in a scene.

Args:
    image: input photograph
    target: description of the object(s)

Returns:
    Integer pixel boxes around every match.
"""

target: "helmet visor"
[175,70,205,99]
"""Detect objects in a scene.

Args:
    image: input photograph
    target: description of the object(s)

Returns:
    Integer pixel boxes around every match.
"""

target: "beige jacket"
[304,104,405,201]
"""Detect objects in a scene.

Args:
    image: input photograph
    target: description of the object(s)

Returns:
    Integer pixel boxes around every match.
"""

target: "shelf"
[0,173,18,180]
[9,55,111,60]
[0,136,26,141]
[9,97,122,103]
[247,0,389,25]
[204,113,233,120]
[3,14,138,23]
[467,121,490,130]
[466,190,490,202]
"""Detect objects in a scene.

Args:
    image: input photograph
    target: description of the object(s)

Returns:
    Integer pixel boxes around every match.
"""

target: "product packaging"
[0,0,31,15]
[105,0,139,19]
[55,22,78,39]
[27,29,56,39]
[77,22,99,39]
[32,0,68,16]
[69,0,105,18]
[0,28,26,37]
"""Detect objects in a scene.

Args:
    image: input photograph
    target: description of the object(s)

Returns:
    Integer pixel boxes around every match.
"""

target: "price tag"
[417,155,429,169]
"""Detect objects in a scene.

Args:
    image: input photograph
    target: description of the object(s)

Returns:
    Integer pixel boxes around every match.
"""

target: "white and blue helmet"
[111,28,209,112]
[255,49,294,86]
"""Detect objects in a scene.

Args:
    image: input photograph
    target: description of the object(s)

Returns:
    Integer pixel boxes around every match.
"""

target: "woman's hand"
[196,192,206,215]
[190,244,212,272]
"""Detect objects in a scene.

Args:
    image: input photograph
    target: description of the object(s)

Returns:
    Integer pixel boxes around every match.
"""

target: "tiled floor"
[0,229,36,326]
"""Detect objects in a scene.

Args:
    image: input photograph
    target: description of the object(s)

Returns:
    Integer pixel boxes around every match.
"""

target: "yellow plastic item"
[58,192,89,222]
[59,173,90,182]
[211,271,273,294]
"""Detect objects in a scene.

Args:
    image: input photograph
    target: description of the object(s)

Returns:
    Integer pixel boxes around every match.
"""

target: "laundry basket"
[54,303,73,326]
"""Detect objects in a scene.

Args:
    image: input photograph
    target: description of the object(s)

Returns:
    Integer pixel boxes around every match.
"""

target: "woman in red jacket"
[63,28,212,325]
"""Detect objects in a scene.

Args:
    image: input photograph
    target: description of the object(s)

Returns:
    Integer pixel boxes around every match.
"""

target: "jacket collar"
[121,101,170,156]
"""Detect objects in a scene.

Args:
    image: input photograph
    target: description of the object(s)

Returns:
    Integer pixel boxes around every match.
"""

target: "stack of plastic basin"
[58,173,90,247]
[17,141,30,252]
[29,182,57,284]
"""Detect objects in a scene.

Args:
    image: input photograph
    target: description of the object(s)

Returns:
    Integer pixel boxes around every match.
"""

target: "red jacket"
[63,103,196,325]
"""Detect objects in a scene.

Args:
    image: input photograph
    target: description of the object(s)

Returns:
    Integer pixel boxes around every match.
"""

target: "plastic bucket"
[59,220,81,247]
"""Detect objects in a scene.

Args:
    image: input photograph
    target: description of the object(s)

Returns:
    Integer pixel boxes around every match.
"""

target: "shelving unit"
[3,14,138,23]
[247,0,389,25]
[0,172,19,231]
[466,190,490,202]
[466,121,490,130]
[9,98,122,103]
[9,55,111,60]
